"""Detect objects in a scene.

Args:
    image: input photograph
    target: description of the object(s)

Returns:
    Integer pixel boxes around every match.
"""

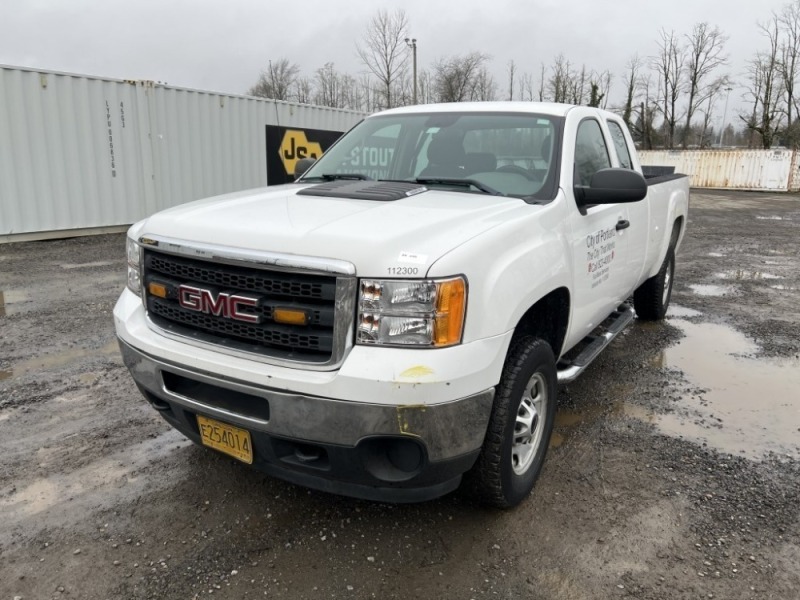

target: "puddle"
[689,284,736,297]
[0,429,191,527]
[715,271,782,281]
[0,341,119,381]
[78,372,100,385]
[551,384,655,450]
[650,319,800,459]
[755,215,788,220]
[771,284,798,291]
[667,304,702,318]
[707,252,725,257]
[0,289,28,317]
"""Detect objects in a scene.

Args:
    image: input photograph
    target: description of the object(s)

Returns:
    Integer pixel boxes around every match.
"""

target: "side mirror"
[575,168,647,204]
[294,157,316,180]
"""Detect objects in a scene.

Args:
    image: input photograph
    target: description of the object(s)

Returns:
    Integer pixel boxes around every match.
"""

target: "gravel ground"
[1,190,799,600]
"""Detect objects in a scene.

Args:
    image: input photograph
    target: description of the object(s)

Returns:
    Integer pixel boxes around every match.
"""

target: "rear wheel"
[633,249,675,320]
[468,336,557,508]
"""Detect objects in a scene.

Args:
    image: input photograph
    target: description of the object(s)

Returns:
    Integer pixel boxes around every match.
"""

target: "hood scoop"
[297,180,428,201]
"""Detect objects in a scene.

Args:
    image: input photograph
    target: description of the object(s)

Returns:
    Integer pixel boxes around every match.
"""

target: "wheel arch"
[671,215,684,249]
[509,287,571,359]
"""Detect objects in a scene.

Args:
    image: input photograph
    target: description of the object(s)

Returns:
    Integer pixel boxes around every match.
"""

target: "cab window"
[606,121,633,169]
[574,119,611,186]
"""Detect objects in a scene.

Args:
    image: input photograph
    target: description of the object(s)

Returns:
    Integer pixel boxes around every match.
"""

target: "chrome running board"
[557,304,635,384]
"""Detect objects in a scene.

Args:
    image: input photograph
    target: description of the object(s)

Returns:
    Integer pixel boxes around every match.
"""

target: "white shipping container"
[0,65,366,242]
[639,149,797,191]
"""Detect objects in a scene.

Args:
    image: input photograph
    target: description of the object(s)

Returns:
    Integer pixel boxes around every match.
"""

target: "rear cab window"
[606,121,633,170]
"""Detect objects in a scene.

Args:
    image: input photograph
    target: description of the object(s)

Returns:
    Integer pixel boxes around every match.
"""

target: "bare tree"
[247,58,300,101]
[698,93,716,147]
[569,65,588,105]
[356,9,410,109]
[588,70,612,108]
[314,63,347,109]
[742,16,785,148]
[546,56,594,105]
[681,23,728,148]
[417,69,435,104]
[340,74,366,111]
[474,67,498,101]
[433,52,490,102]
[547,54,572,103]
[779,1,800,141]
[622,54,642,128]
[507,60,516,100]
[632,76,658,149]
[538,63,546,101]
[652,29,686,148]
[357,74,378,112]
[293,77,313,105]
[517,72,533,101]
[697,77,731,147]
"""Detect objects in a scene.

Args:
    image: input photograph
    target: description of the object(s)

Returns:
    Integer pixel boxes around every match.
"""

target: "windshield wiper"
[320,173,373,181]
[413,177,503,196]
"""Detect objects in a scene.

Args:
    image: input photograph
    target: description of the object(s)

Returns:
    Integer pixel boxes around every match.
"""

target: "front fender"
[427,196,572,345]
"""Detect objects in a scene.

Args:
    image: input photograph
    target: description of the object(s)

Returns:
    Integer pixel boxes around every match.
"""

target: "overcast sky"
[0,0,792,121]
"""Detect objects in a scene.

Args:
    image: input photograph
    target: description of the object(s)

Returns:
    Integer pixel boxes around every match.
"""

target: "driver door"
[568,118,631,336]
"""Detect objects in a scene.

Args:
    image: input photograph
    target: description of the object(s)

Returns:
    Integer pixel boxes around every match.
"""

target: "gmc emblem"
[177,285,260,324]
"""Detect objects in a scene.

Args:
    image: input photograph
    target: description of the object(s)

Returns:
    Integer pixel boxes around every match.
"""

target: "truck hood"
[139,184,533,275]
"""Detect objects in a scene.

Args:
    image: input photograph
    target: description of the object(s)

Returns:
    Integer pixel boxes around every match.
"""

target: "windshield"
[300,112,563,201]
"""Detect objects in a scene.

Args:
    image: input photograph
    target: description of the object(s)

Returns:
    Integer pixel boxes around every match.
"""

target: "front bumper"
[119,339,494,502]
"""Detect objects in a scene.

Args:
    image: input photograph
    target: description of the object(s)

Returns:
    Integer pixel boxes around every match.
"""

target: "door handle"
[615,219,630,231]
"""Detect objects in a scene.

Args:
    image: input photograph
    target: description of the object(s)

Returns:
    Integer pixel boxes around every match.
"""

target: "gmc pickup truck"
[115,102,689,508]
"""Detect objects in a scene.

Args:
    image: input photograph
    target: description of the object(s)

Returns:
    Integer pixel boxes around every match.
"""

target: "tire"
[633,248,675,321]
[467,336,557,508]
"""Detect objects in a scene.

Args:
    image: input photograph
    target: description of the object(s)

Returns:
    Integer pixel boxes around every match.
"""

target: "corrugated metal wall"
[639,149,798,191]
[0,65,365,240]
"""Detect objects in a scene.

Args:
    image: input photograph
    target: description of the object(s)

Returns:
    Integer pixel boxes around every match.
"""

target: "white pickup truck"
[115,102,689,507]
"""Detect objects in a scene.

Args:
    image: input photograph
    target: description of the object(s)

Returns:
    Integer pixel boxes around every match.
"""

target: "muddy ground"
[1,190,799,600]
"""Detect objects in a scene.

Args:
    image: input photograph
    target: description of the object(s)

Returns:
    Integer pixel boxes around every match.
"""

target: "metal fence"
[0,65,365,242]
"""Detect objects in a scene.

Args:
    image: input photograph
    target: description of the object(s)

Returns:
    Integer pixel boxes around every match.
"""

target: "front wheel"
[633,249,675,320]
[467,336,557,508]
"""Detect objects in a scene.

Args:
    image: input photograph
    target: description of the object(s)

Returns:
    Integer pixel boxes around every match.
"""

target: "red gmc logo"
[177,285,260,324]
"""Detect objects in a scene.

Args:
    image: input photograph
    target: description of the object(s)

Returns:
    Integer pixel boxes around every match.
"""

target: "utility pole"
[405,37,418,105]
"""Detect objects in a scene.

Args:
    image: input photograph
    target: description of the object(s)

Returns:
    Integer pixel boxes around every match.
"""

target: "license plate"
[196,415,253,464]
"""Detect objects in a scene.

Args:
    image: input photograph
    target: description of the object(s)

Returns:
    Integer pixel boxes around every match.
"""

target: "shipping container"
[0,65,366,242]
[639,149,798,192]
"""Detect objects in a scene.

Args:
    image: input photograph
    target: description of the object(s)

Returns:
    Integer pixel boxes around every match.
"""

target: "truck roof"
[373,101,576,118]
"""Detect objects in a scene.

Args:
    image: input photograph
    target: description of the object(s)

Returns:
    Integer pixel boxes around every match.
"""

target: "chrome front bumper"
[118,338,494,463]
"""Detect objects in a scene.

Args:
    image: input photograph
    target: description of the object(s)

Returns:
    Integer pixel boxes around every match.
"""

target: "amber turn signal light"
[148,282,168,298]
[274,308,308,326]
[433,277,466,347]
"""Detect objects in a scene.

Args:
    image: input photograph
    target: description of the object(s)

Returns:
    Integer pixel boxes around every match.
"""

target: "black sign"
[265,125,344,185]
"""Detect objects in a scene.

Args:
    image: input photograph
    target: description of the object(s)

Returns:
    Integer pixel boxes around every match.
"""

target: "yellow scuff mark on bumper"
[396,404,427,436]
[398,365,435,379]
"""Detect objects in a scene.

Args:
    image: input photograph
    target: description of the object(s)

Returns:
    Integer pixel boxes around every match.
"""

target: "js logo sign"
[265,125,344,186]
[279,130,323,176]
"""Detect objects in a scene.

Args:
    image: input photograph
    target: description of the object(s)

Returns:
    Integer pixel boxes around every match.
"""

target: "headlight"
[357,277,466,347]
[126,236,142,296]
